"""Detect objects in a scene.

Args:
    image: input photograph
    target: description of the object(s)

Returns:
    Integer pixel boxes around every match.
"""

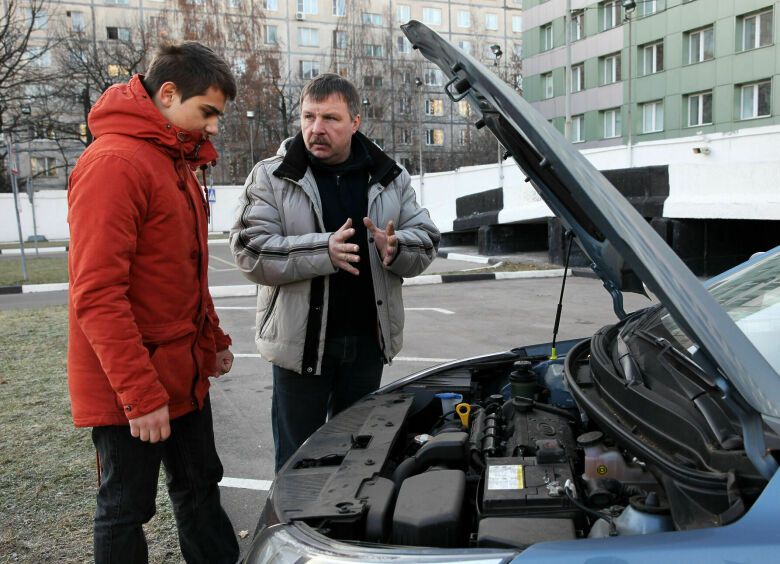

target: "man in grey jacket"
[230,74,440,472]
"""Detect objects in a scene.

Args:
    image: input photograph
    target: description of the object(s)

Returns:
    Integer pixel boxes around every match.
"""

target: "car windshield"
[659,249,780,374]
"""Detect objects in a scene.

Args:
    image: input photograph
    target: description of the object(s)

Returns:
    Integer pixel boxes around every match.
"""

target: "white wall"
[3,125,780,243]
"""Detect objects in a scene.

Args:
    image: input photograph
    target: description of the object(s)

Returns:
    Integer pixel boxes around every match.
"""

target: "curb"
[0,246,68,255]
[0,268,573,297]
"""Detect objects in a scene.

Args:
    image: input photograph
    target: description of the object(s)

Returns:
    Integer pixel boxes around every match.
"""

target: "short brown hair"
[300,73,361,119]
[144,42,237,102]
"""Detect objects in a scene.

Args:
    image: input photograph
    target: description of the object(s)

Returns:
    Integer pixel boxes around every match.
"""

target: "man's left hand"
[214,348,234,376]
[364,218,397,266]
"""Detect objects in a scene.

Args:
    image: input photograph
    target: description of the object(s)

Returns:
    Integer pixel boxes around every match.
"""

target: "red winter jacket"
[67,74,230,428]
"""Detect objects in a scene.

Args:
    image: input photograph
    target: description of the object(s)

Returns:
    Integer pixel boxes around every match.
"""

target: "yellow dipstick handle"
[456,403,471,428]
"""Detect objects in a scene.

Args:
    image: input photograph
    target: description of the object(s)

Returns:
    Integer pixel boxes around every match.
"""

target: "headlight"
[243,522,518,563]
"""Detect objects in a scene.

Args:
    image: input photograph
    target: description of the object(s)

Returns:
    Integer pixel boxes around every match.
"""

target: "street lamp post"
[490,45,505,189]
[623,1,636,166]
[246,110,256,171]
[414,77,424,196]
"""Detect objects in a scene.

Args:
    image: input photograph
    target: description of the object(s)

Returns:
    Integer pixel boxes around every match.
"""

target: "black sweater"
[308,139,378,338]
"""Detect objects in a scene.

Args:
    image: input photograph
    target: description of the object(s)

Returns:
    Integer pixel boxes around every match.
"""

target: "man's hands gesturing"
[329,218,361,275]
[364,218,398,266]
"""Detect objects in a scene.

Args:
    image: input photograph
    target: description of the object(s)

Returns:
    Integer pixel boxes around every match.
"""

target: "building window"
[638,0,658,17]
[571,64,584,93]
[570,10,584,41]
[641,41,663,75]
[397,36,411,54]
[512,16,523,33]
[332,0,345,16]
[687,26,714,64]
[423,8,442,26]
[601,1,619,31]
[741,81,771,119]
[336,62,348,77]
[602,53,620,84]
[738,9,773,51]
[486,14,498,30]
[425,99,444,116]
[686,91,712,127]
[104,0,129,3]
[69,11,85,32]
[400,129,412,144]
[425,129,444,145]
[457,10,470,28]
[300,60,319,79]
[424,68,442,86]
[30,156,57,177]
[397,5,410,23]
[543,72,553,99]
[571,115,584,143]
[458,129,470,145]
[603,108,621,138]
[399,96,411,114]
[106,27,130,40]
[227,0,241,7]
[333,30,347,49]
[642,100,664,132]
[364,76,383,88]
[362,12,382,26]
[298,28,319,47]
[363,44,382,57]
[458,40,471,54]
[297,0,317,15]
[541,24,553,51]
[263,0,277,10]
[458,100,471,116]
[400,70,411,84]
[264,25,277,44]
[107,64,130,76]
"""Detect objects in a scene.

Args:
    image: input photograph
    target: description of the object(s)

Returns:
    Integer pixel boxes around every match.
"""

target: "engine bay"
[268,330,771,551]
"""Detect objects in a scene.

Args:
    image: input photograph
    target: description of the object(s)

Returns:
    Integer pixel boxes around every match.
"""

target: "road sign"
[208,188,216,203]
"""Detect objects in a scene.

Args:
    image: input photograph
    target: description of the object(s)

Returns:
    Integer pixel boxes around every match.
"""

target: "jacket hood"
[274,131,402,187]
[88,74,218,167]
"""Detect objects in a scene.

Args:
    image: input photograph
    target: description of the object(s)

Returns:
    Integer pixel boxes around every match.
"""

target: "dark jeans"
[271,335,384,472]
[91,396,239,564]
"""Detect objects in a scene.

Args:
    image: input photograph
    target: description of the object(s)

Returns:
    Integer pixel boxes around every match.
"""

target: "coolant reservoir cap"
[577,431,604,447]
[414,433,433,446]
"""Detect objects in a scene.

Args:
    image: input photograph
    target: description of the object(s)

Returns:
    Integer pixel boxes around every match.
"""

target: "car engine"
[268,335,770,551]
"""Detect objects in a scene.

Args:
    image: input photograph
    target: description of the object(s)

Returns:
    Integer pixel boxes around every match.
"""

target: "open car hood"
[401,21,780,439]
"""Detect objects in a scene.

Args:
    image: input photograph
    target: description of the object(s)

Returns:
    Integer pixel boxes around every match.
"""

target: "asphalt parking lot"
[1,240,655,555]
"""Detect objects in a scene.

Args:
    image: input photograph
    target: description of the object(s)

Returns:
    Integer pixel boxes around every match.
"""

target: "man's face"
[159,83,226,139]
[301,93,360,165]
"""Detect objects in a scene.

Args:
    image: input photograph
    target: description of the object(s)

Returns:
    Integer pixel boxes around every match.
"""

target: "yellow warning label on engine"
[487,465,525,490]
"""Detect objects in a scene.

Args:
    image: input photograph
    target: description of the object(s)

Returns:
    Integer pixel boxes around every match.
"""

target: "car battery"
[482,457,575,518]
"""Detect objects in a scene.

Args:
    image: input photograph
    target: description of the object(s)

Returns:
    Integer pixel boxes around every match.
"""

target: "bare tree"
[0,0,57,191]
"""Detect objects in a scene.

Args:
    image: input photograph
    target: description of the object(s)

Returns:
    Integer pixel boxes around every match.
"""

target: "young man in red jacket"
[67,42,239,563]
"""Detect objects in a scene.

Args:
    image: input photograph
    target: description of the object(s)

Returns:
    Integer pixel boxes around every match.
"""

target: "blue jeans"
[271,335,384,472]
[91,396,239,564]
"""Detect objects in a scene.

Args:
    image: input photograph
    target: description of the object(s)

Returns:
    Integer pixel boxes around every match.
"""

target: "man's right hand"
[129,404,171,443]
[328,218,360,276]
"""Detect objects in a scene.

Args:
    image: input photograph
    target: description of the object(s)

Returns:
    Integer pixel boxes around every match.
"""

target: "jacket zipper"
[258,286,280,336]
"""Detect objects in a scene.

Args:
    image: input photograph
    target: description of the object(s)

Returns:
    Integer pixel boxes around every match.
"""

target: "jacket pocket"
[148,335,196,403]
[258,286,280,339]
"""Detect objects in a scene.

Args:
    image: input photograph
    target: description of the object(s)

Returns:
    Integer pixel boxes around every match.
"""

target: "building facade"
[523,0,780,149]
[6,0,526,190]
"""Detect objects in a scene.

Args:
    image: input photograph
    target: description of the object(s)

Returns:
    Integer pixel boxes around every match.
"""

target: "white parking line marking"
[216,306,455,314]
[395,356,454,362]
[219,477,272,491]
[233,353,452,363]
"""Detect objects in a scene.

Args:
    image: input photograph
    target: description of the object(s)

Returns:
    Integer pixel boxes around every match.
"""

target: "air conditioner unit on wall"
[295,11,305,20]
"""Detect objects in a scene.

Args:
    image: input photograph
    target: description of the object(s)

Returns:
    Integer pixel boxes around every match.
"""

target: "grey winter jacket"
[229,132,440,375]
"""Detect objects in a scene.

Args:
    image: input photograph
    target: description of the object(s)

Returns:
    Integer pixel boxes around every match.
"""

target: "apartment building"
[520,0,780,274]
[7,0,525,189]
[523,0,780,147]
